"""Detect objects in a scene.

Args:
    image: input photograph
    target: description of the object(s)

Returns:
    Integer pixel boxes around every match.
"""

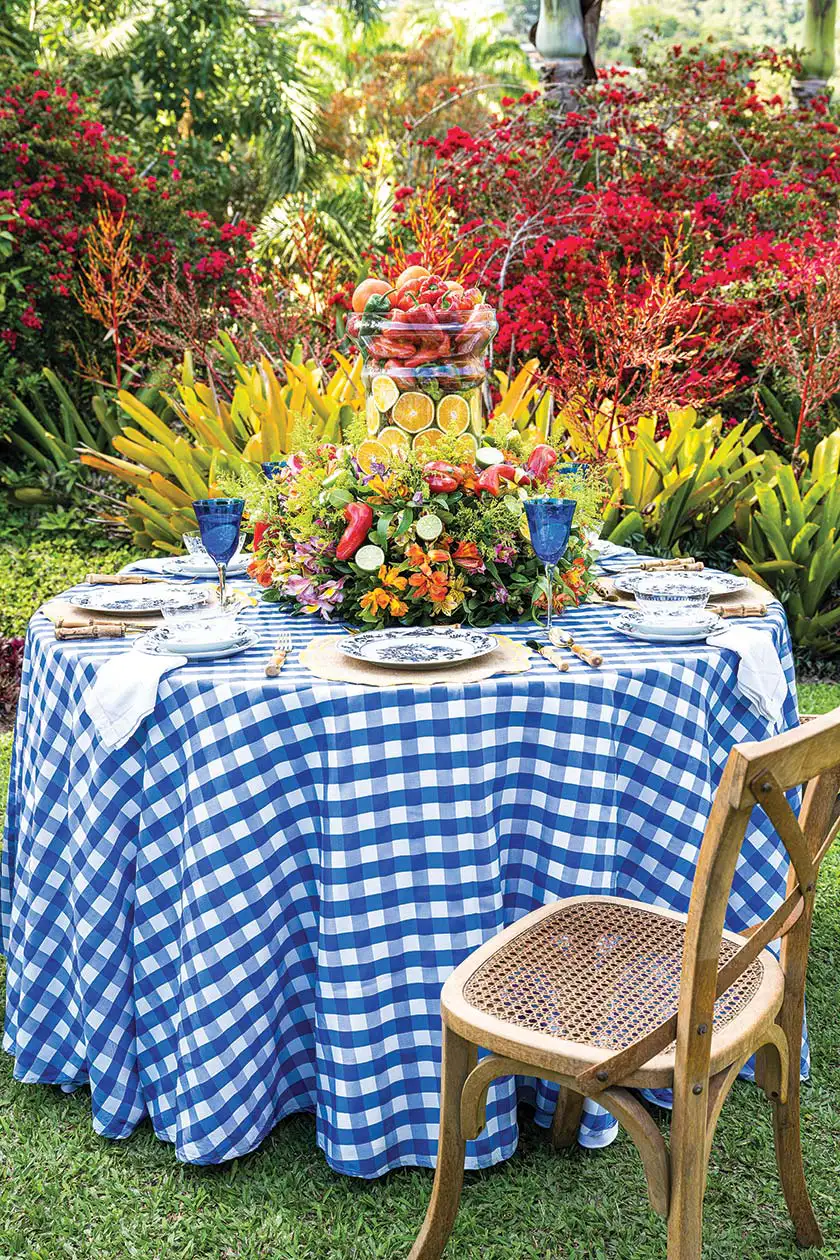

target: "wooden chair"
[408,709,840,1260]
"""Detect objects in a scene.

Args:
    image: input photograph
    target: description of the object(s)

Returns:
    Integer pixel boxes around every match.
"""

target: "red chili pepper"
[526,444,559,483]
[423,461,463,493]
[425,473,459,493]
[336,501,374,561]
[423,461,463,484]
[476,464,516,495]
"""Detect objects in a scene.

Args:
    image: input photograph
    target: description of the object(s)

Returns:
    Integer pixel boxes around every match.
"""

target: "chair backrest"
[577,709,840,1095]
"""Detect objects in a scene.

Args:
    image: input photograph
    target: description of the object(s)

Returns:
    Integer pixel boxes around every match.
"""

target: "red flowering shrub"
[388,46,840,434]
[0,67,254,422]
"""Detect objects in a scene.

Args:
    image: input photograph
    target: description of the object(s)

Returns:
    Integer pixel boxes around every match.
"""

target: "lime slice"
[477,446,504,467]
[416,513,443,541]
[504,494,522,517]
[355,544,385,572]
[371,375,399,412]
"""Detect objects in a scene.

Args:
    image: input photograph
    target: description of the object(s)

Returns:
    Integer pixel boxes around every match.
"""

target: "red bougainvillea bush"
[0,69,254,417]
[384,46,840,450]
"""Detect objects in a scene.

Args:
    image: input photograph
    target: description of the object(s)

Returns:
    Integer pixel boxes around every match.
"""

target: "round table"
[1,570,803,1175]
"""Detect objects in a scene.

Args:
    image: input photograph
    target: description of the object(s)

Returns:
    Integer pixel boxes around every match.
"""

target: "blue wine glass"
[193,498,245,611]
[524,496,577,642]
[557,462,589,476]
[261,461,286,481]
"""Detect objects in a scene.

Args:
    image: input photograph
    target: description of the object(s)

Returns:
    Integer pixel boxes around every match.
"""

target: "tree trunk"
[582,0,602,81]
[794,0,837,102]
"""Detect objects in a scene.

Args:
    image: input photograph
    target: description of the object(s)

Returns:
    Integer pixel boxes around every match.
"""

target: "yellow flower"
[389,597,408,617]
[378,564,408,591]
[360,587,391,612]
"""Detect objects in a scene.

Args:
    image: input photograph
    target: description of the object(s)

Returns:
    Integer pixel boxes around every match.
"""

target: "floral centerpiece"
[246,415,606,628]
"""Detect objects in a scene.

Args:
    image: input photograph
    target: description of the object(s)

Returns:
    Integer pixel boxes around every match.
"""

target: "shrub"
[0,538,138,638]
[0,67,254,425]
[389,46,840,439]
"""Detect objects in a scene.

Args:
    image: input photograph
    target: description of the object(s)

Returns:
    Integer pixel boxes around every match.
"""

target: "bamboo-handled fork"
[265,631,292,677]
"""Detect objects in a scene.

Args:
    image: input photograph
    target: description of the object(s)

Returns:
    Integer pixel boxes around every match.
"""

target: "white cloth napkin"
[707,624,787,728]
[85,647,187,751]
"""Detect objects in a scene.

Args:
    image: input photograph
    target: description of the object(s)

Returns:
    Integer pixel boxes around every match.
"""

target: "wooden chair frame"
[408,709,840,1260]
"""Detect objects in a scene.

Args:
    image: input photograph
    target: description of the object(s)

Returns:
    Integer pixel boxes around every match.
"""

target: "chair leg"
[667,1087,708,1260]
[771,1071,823,1248]
[550,1086,584,1149]
[408,1025,477,1260]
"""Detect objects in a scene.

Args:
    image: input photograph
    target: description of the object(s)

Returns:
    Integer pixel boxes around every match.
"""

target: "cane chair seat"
[444,895,785,1087]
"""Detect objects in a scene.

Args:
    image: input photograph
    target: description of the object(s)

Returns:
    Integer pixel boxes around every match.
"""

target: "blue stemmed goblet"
[192,498,245,612]
[524,496,577,643]
[261,461,286,481]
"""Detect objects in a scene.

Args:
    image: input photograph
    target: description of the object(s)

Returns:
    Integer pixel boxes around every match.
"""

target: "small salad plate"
[159,555,249,580]
[614,610,723,643]
[614,569,748,599]
[338,627,497,670]
[136,625,260,659]
[70,584,210,616]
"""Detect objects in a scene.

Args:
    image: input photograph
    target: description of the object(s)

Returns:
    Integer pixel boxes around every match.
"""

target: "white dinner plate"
[337,627,497,670]
[614,569,748,599]
[70,584,209,616]
[159,556,249,580]
[614,610,723,642]
[136,626,260,659]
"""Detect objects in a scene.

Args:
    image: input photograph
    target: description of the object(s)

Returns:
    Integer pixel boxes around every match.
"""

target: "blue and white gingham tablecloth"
[1,558,805,1174]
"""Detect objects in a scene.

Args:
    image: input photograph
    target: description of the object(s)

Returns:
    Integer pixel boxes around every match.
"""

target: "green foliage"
[736,432,840,653]
[79,345,364,549]
[4,368,168,477]
[0,537,137,637]
[598,0,803,65]
[601,408,764,554]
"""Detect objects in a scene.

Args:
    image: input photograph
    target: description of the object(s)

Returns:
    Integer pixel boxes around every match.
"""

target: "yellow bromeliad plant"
[80,347,551,552]
[80,341,365,551]
[553,403,764,554]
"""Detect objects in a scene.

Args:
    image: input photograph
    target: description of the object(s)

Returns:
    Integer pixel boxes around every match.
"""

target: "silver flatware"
[548,626,603,668]
[526,639,569,672]
[265,631,292,677]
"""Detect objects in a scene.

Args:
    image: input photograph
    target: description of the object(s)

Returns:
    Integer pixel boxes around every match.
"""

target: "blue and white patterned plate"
[136,626,260,660]
[338,627,497,670]
[159,556,249,580]
[615,569,748,599]
[615,609,723,642]
[70,584,210,616]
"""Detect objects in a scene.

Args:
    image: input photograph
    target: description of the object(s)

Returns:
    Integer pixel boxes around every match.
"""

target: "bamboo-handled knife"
[526,639,570,672]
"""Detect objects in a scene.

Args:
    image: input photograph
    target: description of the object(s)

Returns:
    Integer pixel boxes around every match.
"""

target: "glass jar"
[348,300,498,463]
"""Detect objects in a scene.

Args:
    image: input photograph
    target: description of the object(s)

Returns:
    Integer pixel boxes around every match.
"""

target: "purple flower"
[412,490,424,506]
[492,583,509,604]
[494,543,517,566]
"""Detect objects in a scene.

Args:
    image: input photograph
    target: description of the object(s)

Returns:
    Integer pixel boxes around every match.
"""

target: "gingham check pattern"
[1,557,805,1173]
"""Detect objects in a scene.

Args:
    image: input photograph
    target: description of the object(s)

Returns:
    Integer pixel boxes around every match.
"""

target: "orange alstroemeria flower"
[389,597,408,617]
[360,587,392,612]
[452,540,484,573]
[378,564,408,591]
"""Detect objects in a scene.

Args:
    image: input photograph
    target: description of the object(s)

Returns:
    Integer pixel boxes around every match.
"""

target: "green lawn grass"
[1,690,840,1260]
